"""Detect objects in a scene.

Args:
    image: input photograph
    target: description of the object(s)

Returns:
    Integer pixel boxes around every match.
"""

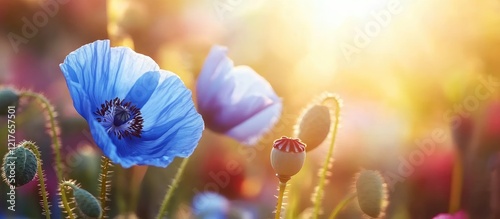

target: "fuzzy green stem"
[61,181,78,190]
[99,156,112,219]
[19,91,74,219]
[312,95,341,219]
[449,152,463,213]
[19,92,64,179]
[285,183,298,219]
[156,158,190,219]
[24,142,51,219]
[328,193,356,219]
[275,182,287,219]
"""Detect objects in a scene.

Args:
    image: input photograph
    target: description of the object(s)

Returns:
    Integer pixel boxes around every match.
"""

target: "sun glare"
[312,0,387,30]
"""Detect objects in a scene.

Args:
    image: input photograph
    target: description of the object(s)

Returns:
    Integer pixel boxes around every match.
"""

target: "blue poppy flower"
[196,46,282,145]
[192,192,229,219]
[60,40,204,168]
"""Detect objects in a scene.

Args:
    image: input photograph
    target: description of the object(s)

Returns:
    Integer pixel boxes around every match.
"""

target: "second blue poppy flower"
[196,46,282,145]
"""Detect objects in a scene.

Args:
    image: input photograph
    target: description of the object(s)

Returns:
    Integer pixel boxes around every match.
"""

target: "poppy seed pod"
[355,170,388,218]
[295,104,331,152]
[2,145,38,187]
[270,137,306,182]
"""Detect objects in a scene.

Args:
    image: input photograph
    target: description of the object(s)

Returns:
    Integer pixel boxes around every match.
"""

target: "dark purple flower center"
[94,97,143,139]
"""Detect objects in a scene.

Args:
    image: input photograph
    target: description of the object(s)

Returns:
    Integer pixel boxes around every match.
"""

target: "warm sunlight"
[2,0,500,218]
[311,0,388,30]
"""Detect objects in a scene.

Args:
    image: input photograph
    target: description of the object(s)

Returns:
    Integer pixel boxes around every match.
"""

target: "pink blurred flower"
[433,210,469,219]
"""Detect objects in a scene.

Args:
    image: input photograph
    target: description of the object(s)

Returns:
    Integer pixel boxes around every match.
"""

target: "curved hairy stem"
[328,193,356,219]
[20,92,64,178]
[312,95,341,219]
[19,91,74,219]
[156,158,190,219]
[24,142,51,219]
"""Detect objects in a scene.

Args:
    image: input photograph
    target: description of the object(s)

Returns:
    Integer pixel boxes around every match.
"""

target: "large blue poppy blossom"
[196,46,282,145]
[60,40,204,168]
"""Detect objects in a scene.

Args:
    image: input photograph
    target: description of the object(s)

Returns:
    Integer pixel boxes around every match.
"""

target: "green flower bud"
[355,170,388,218]
[2,145,38,187]
[0,88,19,116]
[295,104,331,152]
[69,184,102,219]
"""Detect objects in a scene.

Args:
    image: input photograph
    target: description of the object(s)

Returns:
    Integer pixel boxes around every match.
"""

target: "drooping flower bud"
[355,170,388,218]
[270,136,306,183]
[0,88,19,116]
[2,144,38,187]
[66,183,102,219]
[295,104,331,152]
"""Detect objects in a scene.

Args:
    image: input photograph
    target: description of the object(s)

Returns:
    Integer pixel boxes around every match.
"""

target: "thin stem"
[19,91,74,219]
[328,193,356,219]
[285,183,298,219]
[275,182,287,219]
[59,181,78,218]
[312,95,341,219]
[449,152,463,213]
[24,142,51,219]
[20,92,64,179]
[156,157,190,219]
[99,156,113,218]
[61,181,78,190]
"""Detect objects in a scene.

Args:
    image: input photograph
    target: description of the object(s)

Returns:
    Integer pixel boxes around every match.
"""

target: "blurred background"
[1,0,500,218]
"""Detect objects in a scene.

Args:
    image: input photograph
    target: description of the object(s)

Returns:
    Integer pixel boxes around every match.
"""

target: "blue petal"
[196,46,234,112]
[60,40,112,109]
[123,71,159,108]
[107,70,204,167]
[108,46,160,98]
[209,66,281,130]
[197,53,282,143]
[66,81,94,119]
[60,39,160,111]
[226,102,282,145]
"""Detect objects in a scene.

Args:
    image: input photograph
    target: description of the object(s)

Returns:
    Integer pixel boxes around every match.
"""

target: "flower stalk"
[328,193,356,219]
[449,151,463,213]
[99,156,113,218]
[275,179,288,219]
[156,157,190,219]
[312,95,341,219]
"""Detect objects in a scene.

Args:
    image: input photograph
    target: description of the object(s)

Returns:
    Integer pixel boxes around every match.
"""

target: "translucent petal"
[60,39,160,107]
[123,71,159,108]
[197,46,282,144]
[107,70,204,167]
[226,102,282,145]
